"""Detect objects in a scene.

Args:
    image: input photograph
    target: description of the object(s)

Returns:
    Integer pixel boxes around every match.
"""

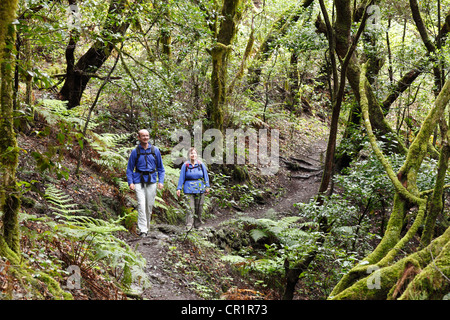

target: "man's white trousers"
[135,183,157,233]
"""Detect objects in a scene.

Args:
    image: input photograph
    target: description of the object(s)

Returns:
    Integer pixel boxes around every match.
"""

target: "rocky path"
[131,139,327,300]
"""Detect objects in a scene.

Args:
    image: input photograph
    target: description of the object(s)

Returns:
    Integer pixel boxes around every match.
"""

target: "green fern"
[240,216,311,245]
[43,184,150,290]
[89,132,130,151]
[36,99,98,131]
[44,184,85,217]
[87,133,132,171]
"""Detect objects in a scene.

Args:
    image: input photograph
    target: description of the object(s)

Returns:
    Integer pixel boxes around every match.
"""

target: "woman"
[176,147,210,230]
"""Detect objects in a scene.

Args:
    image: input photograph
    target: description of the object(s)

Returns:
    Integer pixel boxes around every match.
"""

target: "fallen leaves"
[221,287,265,300]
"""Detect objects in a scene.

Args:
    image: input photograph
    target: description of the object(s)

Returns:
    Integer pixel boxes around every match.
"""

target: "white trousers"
[135,183,157,233]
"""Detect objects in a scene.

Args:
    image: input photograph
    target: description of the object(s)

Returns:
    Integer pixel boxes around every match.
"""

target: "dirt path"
[131,139,327,300]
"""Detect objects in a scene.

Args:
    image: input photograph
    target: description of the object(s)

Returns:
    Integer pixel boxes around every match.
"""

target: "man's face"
[138,130,150,145]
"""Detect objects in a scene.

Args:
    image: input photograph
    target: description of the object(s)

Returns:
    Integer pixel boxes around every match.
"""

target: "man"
[126,129,165,237]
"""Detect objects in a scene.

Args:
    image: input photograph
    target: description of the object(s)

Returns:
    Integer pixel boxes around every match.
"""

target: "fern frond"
[250,229,269,242]
[43,183,150,289]
[36,99,98,131]
[87,133,132,171]
[44,184,84,216]
[88,132,130,152]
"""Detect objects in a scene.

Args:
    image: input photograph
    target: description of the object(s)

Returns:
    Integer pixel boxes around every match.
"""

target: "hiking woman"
[176,147,210,230]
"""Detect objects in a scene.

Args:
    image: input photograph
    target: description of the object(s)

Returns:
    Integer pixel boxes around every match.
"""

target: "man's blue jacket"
[126,144,165,185]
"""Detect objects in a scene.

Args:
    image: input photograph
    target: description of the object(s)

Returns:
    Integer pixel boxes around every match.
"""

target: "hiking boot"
[139,232,148,238]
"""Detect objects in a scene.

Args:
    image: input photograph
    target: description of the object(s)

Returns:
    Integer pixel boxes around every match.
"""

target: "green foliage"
[30,99,94,179]
[336,150,447,212]
[240,216,306,244]
[43,184,150,291]
[88,132,132,172]
[282,10,327,54]
[209,172,262,209]
[220,215,318,289]
[209,172,233,208]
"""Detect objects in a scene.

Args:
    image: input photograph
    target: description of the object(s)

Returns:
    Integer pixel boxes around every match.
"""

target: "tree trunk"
[0,0,21,254]
[156,0,172,60]
[59,0,130,109]
[317,0,372,199]
[207,0,241,131]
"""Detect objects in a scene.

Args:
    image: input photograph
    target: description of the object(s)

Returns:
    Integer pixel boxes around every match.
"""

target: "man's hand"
[129,183,135,191]
[176,190,181,198]
[158,183,164,190]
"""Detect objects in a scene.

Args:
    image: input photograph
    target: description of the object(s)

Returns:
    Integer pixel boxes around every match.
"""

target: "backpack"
[134,145,158,183]
[184,160,205,181]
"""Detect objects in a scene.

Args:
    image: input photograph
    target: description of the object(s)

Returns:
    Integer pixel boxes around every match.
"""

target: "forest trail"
[130,139,327,300]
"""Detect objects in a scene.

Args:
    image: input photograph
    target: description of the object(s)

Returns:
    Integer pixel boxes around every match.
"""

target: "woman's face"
[189,149,197,161]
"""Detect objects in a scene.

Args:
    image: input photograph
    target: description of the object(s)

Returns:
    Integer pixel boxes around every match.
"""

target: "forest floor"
[128,138,328,300]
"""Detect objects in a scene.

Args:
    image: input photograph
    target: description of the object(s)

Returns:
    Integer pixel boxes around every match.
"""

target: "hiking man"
[126,129,165,237]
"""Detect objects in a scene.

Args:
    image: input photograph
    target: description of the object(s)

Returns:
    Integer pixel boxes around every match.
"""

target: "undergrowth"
[1,183,151,299]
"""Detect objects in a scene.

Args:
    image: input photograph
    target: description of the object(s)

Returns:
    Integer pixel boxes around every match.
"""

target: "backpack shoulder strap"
[152,145,158,170]
[134,146,140,170]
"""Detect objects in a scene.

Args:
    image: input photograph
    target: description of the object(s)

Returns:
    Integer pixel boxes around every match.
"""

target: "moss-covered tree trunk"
[0,0,20,255]
[207,0,241,131]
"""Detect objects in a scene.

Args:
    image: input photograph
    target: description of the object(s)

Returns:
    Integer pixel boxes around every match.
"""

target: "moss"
[377,200,426,267]
[331,225,450,300]
[399,233,450,300]
[1,1,21,254]
[331,263,400,300]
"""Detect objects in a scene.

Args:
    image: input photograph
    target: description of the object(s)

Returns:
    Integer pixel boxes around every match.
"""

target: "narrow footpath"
[130,139,327,300]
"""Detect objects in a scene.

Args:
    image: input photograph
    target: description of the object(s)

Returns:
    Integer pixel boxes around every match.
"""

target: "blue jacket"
[126,144,165,185]
[177,161,210,194]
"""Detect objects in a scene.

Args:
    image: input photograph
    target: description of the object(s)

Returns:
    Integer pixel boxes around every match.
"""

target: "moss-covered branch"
[330,64,429,298]
[330,225,450,300]
[399,233,450,299]
[398,77,450,184]
[359,64,421,204]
